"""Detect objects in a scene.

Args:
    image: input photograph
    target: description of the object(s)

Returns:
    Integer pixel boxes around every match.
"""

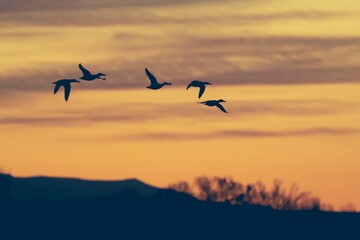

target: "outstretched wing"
[186,82,193,90]
[216,103,228,113]
[145,68,158,85]
[79,64,91,76]
[198,85,205,98]
[64,84,71,102]
[54,84,61,94]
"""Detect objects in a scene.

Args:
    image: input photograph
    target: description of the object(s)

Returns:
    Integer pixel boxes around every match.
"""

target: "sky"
[0,0,360,210]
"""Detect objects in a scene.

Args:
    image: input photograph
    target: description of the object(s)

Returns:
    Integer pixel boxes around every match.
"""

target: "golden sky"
[0,0,360,209]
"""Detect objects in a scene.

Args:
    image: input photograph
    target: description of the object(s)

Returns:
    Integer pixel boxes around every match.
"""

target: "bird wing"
[198,85,205,98]
[79,64,91,76]
[64,84,71,102]
[145,68,158,85]
[186,82,194,90]
[216,103,228,113]
[54,83,61,94]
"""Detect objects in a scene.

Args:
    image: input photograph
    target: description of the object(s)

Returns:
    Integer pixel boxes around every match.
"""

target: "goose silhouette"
[199,99,228,113]
[186,80,211,98]
[53,79,80,102]
[145,68,171,90]
[79,64,106,81]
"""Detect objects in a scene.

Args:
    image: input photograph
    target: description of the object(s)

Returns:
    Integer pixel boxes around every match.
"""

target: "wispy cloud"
[0,0,264,12]
[0,0,236,13]
[1,1,360,95]
[111,128,360,141]
[0,9,348,27]
[1,35,360,94]
[0,99,355,126]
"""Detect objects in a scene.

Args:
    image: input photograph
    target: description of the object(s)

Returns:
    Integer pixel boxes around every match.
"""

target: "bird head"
[163,82,172,86]
[70,79,80,83]
[204,82,212,85]
[97,73,106,77]
[219,99,226,103]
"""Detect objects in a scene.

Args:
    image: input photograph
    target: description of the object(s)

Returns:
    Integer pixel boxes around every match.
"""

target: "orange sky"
[0,0,360,210]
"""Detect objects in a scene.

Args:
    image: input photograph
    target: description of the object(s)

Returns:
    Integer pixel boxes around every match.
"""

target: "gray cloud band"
[0,99,356,126]
[111,128,360,141]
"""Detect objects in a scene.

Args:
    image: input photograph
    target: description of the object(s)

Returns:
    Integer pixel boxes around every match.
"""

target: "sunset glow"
[1,0,360,209]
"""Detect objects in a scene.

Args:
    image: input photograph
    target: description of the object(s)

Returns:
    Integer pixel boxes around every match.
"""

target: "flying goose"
[199,99,228,113]
[79,63,106,81]
[145,68,171,90]
[186,80,211,98]
[53,79,80,101]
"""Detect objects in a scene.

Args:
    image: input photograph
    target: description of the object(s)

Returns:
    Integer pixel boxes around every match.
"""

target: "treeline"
[170,176,356,212]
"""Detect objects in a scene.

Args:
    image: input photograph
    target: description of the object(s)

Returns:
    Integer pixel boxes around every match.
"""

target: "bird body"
[199,99,228,113]
[53,79,80,101]
[145,68,171,90]
[186,80,211,98]
[79,64,106,81]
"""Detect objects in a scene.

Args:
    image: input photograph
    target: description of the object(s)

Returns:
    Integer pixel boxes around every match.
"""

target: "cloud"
[203,66,360,85]
[0,31,56,39]
[3,36,359,93]
[0,9,349,27]
[1,3,360,95]
[0,0,237,13]
[147,36,360,85]
[229,99,357,116]
[0,0,349,28]
[1,56,359,95]
[0,115,140,126]
[111,128,360,141]
[187,36,360,52]
[0,99,355,126]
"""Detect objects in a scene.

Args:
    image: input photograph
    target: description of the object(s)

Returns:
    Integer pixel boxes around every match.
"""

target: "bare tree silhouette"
[340,203,357,212]
[169,176,346,211]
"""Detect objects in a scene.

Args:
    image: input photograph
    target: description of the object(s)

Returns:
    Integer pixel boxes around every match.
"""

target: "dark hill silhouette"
[4,174,157,200]
[1,173,359,239]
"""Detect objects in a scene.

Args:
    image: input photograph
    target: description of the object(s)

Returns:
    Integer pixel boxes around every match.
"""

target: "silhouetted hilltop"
[0,173,11,200]
[1,174,359,239]
[1,173,157,200]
